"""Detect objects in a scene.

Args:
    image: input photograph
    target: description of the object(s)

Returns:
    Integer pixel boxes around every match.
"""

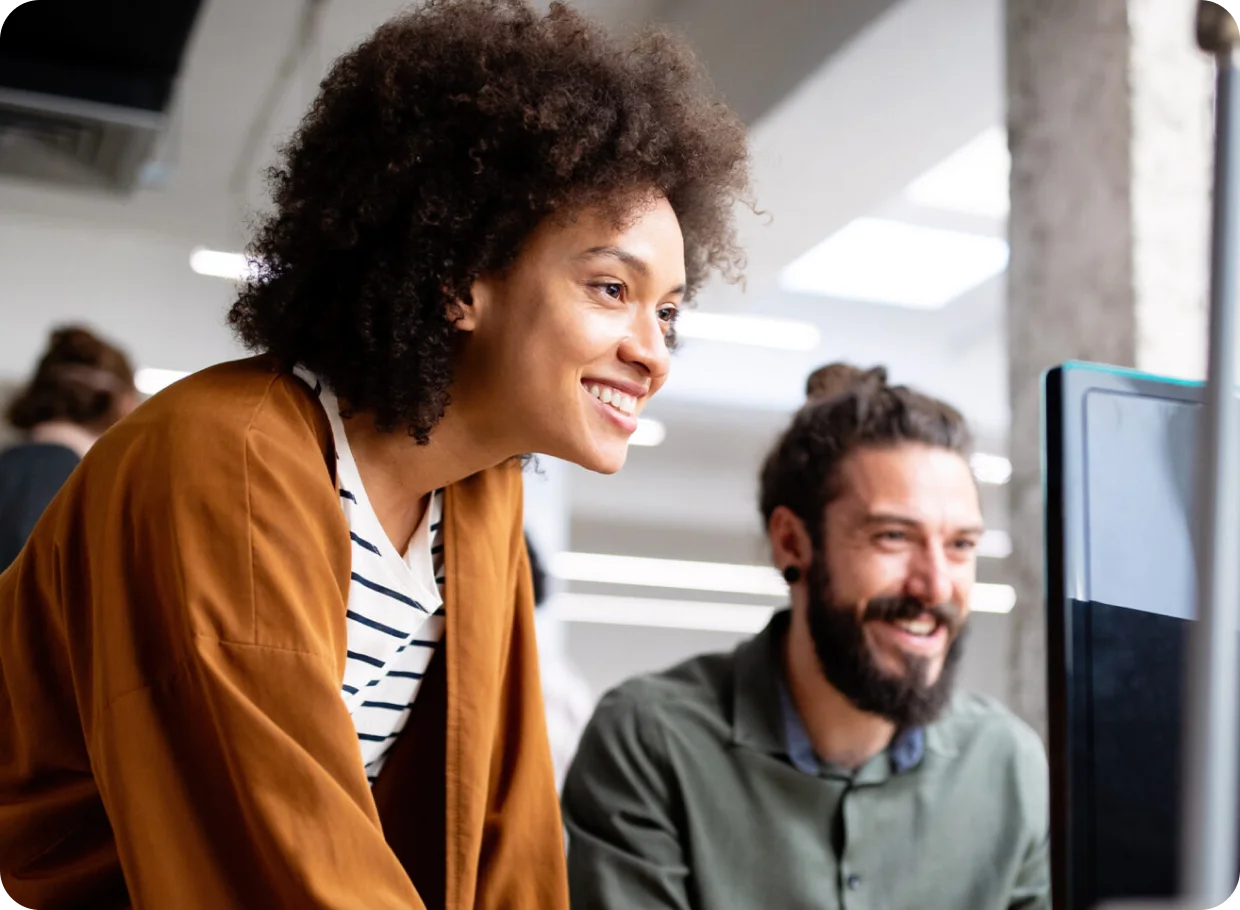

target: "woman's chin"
[569,439,629,475]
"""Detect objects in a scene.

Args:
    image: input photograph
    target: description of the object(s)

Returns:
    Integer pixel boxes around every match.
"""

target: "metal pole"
[1183,4,1240,905]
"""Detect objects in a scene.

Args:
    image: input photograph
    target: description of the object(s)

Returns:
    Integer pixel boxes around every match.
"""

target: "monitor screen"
[1044,362,1240,908]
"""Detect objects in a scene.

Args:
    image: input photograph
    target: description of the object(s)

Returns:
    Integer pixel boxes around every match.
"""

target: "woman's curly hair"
[228,0,750,442]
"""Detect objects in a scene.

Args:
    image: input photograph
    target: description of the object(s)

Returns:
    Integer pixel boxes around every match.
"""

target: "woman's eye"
[594,282,624,300]
[658,305,679,325]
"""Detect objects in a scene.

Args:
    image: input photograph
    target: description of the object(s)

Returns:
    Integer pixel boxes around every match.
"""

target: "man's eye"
[877,531,907,543]
[953,538,978,551]
[658,305,679,324]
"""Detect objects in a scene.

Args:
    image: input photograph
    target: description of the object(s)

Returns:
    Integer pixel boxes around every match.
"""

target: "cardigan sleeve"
[81,391,428,909]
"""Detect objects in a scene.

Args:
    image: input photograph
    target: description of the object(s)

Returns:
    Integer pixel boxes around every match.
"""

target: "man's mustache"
[862,595,964,632]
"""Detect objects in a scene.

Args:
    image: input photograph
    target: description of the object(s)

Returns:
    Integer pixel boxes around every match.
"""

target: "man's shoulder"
[590,647,738,745]
[932,692,1046,767]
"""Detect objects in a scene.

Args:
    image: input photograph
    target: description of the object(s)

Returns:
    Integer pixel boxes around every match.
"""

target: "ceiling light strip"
[779,217,1010,309]
[550,551,1015,611]
[675,311,822,351]
[134,368,190,396]
[550,586,1015,634]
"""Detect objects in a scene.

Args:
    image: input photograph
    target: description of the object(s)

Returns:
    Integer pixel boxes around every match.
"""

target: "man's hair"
[759,364,974,544]
[227,0,750,443]
[7,326,135,432]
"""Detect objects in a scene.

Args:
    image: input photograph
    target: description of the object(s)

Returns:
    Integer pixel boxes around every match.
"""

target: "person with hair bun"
[0,325,136,570]
[563,363,1050,910]
[0,2,749,908]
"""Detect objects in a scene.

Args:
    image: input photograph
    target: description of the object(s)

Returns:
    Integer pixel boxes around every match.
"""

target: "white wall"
[0,218,243,381]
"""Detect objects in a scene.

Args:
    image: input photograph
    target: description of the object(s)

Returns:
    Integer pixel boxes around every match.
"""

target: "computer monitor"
[1044,362,1240,909]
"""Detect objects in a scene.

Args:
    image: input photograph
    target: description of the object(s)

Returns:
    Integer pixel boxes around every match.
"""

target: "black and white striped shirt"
[295,367,446,783]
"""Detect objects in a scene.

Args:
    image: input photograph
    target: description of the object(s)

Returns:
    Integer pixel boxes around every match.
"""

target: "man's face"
[806,443,984,727]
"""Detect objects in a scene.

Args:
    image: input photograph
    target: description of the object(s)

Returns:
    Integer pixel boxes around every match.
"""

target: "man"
[562,363,1050,910]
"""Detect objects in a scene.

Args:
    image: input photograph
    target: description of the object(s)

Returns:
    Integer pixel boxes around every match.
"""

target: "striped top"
[294,367,446,783]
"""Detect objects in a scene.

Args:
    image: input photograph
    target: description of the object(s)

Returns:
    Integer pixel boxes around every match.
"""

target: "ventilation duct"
[0,0,204,192]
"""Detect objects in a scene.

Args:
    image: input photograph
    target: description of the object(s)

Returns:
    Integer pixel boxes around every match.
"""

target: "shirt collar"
[732,609,926,778]
[729,610,793,757]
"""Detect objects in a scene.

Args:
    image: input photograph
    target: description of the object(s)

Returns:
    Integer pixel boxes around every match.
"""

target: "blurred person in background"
[525,532,594,791]
[0,326,136,571]
[0,1,748,908]
[563,364,1049,910]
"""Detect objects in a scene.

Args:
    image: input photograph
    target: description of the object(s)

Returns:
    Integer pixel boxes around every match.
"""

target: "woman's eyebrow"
[575,246,686,296]
[575,245,650,276]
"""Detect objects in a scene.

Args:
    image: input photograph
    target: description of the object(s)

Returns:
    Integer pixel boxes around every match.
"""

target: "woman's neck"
[782,605,897,771]
[341,399,516,554]
[29,421,99,459]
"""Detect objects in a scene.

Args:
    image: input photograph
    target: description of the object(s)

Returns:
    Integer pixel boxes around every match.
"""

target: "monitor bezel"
[1044,361,1204,909]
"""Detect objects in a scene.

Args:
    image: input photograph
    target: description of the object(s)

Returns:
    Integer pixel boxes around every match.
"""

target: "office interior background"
[0,0,1210,753]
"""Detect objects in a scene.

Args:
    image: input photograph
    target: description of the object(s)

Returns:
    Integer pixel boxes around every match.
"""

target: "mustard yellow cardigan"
[0,358,569,909]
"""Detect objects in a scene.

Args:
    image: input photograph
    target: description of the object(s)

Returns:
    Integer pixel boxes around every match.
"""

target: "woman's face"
[456,195,685,474]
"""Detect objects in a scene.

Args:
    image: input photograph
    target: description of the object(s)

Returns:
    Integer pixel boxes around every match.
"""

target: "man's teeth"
[893,618,938,637]
[588,384,637,416]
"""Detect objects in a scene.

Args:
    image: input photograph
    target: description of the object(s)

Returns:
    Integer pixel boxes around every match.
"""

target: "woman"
[0,1,748,908]
[0,325,136,570]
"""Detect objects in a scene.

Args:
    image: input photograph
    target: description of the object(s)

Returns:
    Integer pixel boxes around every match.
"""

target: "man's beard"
[804,554,967,728]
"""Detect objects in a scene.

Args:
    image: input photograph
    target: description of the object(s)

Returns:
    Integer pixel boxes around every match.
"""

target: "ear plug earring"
[782,565,802,585]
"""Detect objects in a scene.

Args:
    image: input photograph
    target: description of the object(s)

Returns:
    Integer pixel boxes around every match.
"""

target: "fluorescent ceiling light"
[551,593,775,634]
[135,368,189,396]
[906,127,1010,219]
[779,217,1010,309]
[550,551,1016,612]
[549,587,1016,631]
[190,247,255,281]
[676,311,821,351]
[630,418,666,447]
[971,452,1013,485]
[978,529,1012,560]
[550,551,787,597]
[972,583,1016,614]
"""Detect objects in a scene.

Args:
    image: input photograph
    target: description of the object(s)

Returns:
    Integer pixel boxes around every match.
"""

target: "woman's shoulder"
[0,441,80,474]
[86,356,334,500]
[147,356,325,439]
[131,356,325,448]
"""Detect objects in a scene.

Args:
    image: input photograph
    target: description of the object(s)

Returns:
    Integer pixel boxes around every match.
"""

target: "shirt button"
[846,874,862,890]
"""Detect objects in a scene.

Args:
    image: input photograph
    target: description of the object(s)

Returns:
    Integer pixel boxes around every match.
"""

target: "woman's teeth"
[893,617,938,637]
[588,384,637,416]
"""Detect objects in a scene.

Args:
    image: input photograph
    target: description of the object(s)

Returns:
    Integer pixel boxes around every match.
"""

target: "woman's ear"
[448,294,478,332]
[450,299,477,332]
[452,275,495,333]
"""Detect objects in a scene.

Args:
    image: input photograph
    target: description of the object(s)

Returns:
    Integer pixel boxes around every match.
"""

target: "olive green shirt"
[562,611,1050,910]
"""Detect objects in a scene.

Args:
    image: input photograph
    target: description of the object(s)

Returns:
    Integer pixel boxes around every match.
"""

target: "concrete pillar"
[1005,0,1212,739]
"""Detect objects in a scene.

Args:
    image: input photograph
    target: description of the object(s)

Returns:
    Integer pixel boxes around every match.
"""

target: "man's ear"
[769,505,815,575]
